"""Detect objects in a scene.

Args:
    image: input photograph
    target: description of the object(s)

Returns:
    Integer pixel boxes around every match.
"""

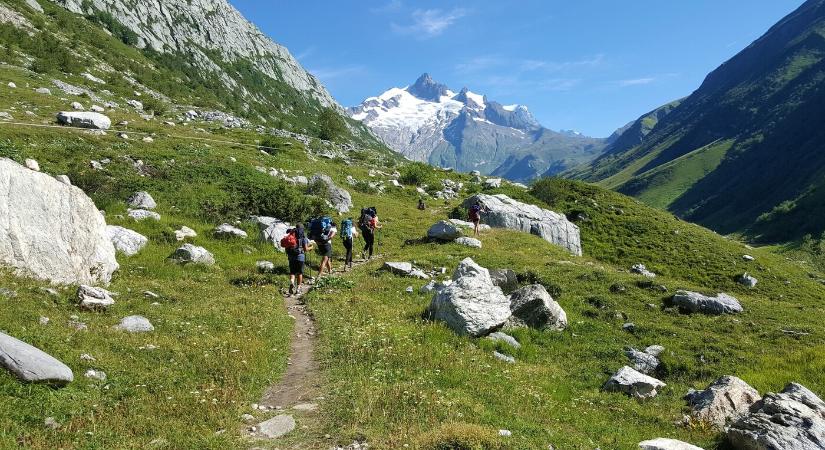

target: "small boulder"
[106,225,148,256]
[128,209,160,221]
[484,178,502,189]
[56,111,111,130]
[77,285,115,310]
[84,369,107,382]
[505,284,567,330]
[382,262,429,279]
[24,158,40,171]
[428,258,510,337]
[631,264,656,278]
[0,331,73,386]
[736,273,758,288]
[603,366,666,399]
[257,261,275,273]
[174,226,197,241]
[672,290,743,315]
[625,348,660,375]
[308,173,352,213]
[127,191,157,210]
[256,414,295,439]
[726,383,825,450]
[638,438,704,450]
[493,351,515,363]
[90,105,105,113]
[427,221,462,240]
[454,237,482,248]
[214,223,248,239]
[36,87,51,95]
[115,315,154,333]
[742,255,755,261]
[487,331,521,349]
[171,244,215,265]
[686,375,760,430]
[71,101,84,110]
[489,268,518,294]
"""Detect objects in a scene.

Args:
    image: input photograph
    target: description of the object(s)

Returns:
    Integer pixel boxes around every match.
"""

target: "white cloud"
[308,65,367,81]
[617,77,656,87]
[392,8,467,38]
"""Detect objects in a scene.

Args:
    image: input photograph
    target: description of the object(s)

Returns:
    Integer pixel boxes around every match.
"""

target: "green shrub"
[414,423,504,450]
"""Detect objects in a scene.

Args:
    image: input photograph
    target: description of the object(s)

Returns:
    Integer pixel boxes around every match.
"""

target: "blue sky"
[231,0,803,137]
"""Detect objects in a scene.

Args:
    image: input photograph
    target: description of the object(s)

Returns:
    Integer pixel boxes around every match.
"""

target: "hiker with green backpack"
[340,218,358,270]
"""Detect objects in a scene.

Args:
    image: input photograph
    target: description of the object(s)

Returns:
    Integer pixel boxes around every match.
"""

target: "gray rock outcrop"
[687,376,760,430]
[106,225,148,256]
[505,284,567,330]
[462,194,582,256]
[0,158,118,285]
[253,216,291,251]
[489,268,518,294]
[672,290,743,315]
[115,315,154,332]
[0,331,73,385]
[309,173,352,213]
[171,244,215,265]
[625,347,661,375]
[77,285,115,310]
[127,191,156,209]
[382,262,430,279]
[427,221,462,240]
[727,383,825,450]
[428,258,511,337]
[56,111,111,130]
[737,273,758,288]
[631,264,656,278]
[174,226,197,241]
[603,366,666,399]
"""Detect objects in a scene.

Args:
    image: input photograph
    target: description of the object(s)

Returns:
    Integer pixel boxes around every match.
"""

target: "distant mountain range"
[348,74,606,181]
[568,0,825,243]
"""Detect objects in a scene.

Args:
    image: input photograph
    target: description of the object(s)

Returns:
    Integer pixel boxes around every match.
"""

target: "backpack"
[341,219,353,239]
[280,229,298,250]
[469,204,481,220]
[359,207,377,228]
[309,217,333,241]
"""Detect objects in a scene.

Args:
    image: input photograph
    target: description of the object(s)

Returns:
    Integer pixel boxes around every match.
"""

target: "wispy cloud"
[616,77,656,87]
[308,65,367,82]
[455,54,605,75]
[294,46,316,62]
[370,0,403,14]
[391,8,467,38]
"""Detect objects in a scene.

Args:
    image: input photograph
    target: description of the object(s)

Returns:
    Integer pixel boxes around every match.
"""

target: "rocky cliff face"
[50,0,337,108]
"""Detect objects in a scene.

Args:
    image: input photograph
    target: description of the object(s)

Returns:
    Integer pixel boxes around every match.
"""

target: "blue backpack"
[341,219,353,239]
[309,216,333,241]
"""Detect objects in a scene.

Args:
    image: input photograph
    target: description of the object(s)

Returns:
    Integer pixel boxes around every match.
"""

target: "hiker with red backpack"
[469,200,487,237]
[281,223,313,295]
[359,207,381,260]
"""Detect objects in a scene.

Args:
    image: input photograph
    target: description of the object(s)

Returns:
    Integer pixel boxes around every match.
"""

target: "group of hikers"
[278,200,486,296]
[280,206,382,295]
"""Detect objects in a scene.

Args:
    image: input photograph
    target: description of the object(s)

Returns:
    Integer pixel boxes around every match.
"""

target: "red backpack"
[280,229,298,250]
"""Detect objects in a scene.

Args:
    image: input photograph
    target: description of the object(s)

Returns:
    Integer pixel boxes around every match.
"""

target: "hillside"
[349,73,606,181]
[569,0,825,243]
[0,0,382,145]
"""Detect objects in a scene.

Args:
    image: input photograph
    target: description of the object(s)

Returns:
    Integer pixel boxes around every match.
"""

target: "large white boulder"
[0,158,118,285]
[727,383,825,450]
[428,258,511,337]
[603,366,666,399]
[672,290,743,315]
[0,331,73,386]
[106,225,147,256]
[463,194,582,256]
[687,376,760,430]
[505,284,567,330]
[253,216,291,251]
[56,111,111,130]
[308,173,352,213]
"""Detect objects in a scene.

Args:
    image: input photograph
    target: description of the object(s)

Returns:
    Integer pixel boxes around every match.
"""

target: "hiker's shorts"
[289,258,304,275]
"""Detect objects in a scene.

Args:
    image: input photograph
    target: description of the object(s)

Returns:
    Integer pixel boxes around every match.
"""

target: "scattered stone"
[241,413,255,423]
[623,322,636,332]
[84,369,107,382]
[35,87,51,95]
[71,101,84,110]
[127,209,160,221]
[631,264,656,278]
[493,351,515,363]
[644,345,665,357]
[638,438,704,450]
[427,221,462,240]
[625,348,660,374]
[454,236,482,248]
[405,286,414,293]
[79,353,95,361]
[106,225,148,256]
[686,375,760,430]
[0,331,73,385]
[77,285,114,310]
[115,315,154,333]
[505,284,567,330]
[727,383,825,450]
[127,99,143,110]
[463,194,582,256]
[142,136,154,143]
[0,112,12,120]
[214,223,248,239]
[90,105,104,112]
[7,82,16,88]
[736,273,758,288]
[171,244,215,265]
[487,331,521,349]
[603,366,666,399]
[382,262,430,279]
[428,258,510,337]
[672,290,743,315]
[484,178,502,189]
[0,159,118,285]
[38,316,49,325]
[24,158,40,171]
[174,226,197,241]
[44,417,60,430]
[143,291,160,299]
[56,111,111,130]
[257,261,276,273]
[742,255,755,261]
[292,403,318,412]
[0,287,16,298]
[256,414,295,439]
[498,429,512,437]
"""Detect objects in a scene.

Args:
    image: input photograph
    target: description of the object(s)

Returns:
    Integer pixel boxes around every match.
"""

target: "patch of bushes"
[414,422,504,450]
